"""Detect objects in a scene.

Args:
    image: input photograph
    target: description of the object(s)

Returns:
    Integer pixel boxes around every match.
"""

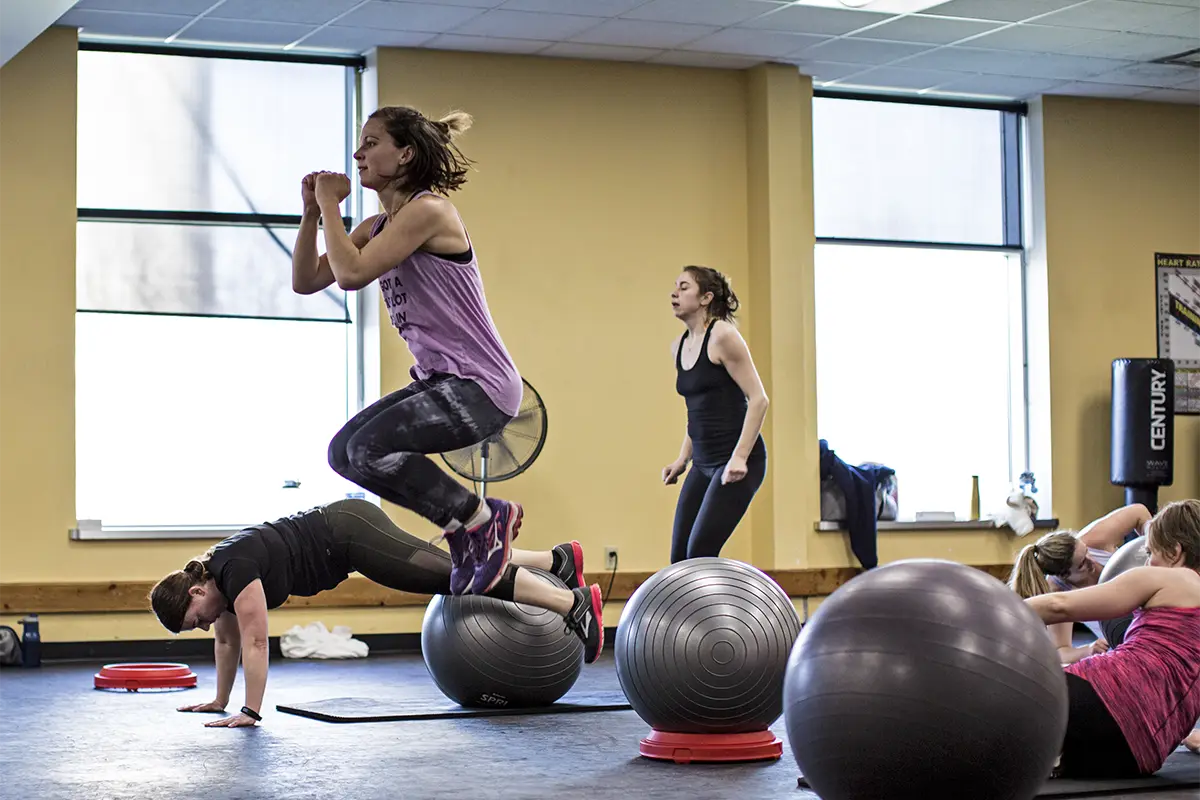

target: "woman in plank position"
[1023,499,1200,777]
[150,499,600,728]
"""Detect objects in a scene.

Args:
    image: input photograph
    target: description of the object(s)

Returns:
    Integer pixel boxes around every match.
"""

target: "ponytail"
[1009,544,1052,599]
[436,110,473,139]
[1007,530,1078,598]
[683,265,740,323]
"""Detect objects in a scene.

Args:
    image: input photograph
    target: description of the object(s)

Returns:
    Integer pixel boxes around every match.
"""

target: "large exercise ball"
[421,568,582,708]
[1100,535,1148,584]
[615,557,802,735]
[784,559,1067,800]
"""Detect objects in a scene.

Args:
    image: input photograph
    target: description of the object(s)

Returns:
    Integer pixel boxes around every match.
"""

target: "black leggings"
[1058,673,1139,780]
[328,374,512,529]
[670,451,767,563]
[324,498,516,601]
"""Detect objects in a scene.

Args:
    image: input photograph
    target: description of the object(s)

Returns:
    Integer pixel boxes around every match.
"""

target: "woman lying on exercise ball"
[1024,499,1200,778]
[150,498,601,728]
[1008,502,1152,663]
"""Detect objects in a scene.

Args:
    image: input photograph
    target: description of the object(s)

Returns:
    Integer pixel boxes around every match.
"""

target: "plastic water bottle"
[20,614,40,668]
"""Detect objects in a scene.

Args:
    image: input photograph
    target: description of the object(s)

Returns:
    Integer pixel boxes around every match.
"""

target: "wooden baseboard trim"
[1,563,1013,615]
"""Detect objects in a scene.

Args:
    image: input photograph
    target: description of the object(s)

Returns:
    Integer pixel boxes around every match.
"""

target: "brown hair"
[1146,499,1200,569]
[149,555,212,634]
[1008,530,1078,599]
[683,265,739,323]
[367,106,474,195]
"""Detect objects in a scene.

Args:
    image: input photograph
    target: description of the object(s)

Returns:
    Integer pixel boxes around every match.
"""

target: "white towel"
[279,621,369,659]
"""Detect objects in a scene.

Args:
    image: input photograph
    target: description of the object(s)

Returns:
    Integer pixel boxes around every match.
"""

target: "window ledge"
[815,518,1059,533]
[70,522,244,541]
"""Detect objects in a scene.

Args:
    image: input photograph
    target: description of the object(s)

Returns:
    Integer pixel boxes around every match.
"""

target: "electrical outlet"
[604,547,618,570]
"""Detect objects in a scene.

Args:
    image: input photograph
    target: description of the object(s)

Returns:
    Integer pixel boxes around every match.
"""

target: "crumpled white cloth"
[280,622,369,659]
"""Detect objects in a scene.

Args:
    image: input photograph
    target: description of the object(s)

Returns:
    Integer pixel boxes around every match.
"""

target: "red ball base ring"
[638,729,783,764]
[93,662,197,692]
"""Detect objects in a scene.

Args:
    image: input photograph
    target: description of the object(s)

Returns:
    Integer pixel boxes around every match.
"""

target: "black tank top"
[675,321,765,468]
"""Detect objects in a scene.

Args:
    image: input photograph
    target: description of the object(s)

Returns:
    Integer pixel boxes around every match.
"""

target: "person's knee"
[345,429,413,481]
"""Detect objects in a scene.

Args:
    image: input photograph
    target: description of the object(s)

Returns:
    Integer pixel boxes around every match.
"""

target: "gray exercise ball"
[614,557,802,734]
[421,568,582,708]
[784,559,1067,800]
[1100,535,1149,584]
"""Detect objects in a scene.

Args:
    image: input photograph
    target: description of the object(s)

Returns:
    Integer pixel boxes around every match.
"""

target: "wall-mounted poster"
[1156,252,1200,415]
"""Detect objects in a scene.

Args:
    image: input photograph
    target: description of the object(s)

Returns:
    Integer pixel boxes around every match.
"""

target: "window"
[812,95,1028,522]
[75,46,366,530]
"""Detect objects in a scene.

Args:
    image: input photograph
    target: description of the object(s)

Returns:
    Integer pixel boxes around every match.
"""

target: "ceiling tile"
[855,15,1005,44]
[539,42,663,61]
[648,50,764,68]
[621,0,786,28]
[176,18,316,46]
[499,0,644,16]
[570,19,718,48]
[931,73,1069,97]
[422,33,549,53]
[1171,71,1200,89]
[967,23,1112,53]
[450,9,603,39]
[1067,32,1200,60]
[57,9,191,38]
[1048,79,1162,97]
[1085,61,1199,86]
[681,28,830,57]
[337,2,487,32]
[1039,0,1196,32]
[297,26,435,51]
[1121,0,1199,7]
[796,37,934,64]
[738,5,889,35]
[1134,87,1200,104]
[74,0,214,12]
[918,0,1083,23]
[403,0,505,7]
[209,0,365,25]
[791,60,873,81]
[901,45,1139,79]
[1132,7,1200,35]
[834,65,969,90]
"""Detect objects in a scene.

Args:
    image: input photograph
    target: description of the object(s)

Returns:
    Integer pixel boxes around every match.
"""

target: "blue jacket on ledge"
[819,439,894,570]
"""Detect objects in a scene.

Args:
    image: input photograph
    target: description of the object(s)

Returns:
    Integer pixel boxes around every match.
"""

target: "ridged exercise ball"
[784,559,1068,800]
[615,557,802,760]
[421,568,582,708]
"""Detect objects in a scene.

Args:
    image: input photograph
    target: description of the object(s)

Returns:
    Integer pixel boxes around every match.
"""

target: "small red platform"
[638,729,783,764]
[93,663,197,692]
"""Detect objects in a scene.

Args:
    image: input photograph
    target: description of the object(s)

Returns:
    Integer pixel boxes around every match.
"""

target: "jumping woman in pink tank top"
[290,106,602,663]
[1025,499,1200,778]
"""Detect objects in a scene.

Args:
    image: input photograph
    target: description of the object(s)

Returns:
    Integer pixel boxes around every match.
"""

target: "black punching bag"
[1111,358,1174,514]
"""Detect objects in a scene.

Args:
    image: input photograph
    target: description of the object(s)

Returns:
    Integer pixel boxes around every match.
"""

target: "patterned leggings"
[328,374,511,529]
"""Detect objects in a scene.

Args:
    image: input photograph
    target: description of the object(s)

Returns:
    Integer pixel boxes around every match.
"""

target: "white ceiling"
[54,0,1200,104]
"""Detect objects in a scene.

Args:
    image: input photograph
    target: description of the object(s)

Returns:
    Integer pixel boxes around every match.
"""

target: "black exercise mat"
[797,750,1199,798]
[277,690,632,723]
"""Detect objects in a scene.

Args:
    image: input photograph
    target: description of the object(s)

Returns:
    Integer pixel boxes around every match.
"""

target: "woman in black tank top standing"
[663,266,769,563]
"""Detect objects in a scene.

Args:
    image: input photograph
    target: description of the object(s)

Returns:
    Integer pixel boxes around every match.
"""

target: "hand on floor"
[177,700,226,713]
[1184,730,1200,753]
[204,713,259,728]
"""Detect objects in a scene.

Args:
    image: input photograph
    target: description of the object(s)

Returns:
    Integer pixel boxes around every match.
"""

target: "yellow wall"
[1035,96,1200,527]
[3,31,1194,644]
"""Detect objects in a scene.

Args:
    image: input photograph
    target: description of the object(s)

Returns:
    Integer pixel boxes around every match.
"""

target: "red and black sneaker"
[564,583,604,664]
[552,541,585,590]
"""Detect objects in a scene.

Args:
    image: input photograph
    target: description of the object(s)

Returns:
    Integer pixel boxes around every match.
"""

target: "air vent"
[1153,47,1200,69]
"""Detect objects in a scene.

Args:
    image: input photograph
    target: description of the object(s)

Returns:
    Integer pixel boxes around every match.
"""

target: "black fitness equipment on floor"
[441,377,548,498]
[784,559,1067,800]
[614,557,802,763]
[1111,358,1175,514]
[420,568,583,709]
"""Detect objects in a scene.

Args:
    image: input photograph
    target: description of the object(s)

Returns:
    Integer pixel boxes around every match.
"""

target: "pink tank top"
[1065,606,1200,773]
[369,194,522,417]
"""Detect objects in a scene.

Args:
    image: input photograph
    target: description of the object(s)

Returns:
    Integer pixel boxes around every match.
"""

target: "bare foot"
[1184,730,1200,753]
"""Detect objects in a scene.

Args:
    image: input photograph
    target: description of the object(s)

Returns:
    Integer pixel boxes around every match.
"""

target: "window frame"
[72,42,368,540]
[810,91,1034,522]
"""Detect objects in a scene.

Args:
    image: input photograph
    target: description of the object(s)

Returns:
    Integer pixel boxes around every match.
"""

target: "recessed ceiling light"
[794,0,951,12]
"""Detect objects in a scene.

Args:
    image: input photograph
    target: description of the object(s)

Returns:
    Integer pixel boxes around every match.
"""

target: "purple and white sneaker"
[468,498,522,595]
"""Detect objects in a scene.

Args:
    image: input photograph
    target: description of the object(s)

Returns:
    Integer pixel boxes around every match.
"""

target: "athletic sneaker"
[445,529,475,596]
[564,583,604,664]
[468,497,522,595]
[552,541,585,590]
